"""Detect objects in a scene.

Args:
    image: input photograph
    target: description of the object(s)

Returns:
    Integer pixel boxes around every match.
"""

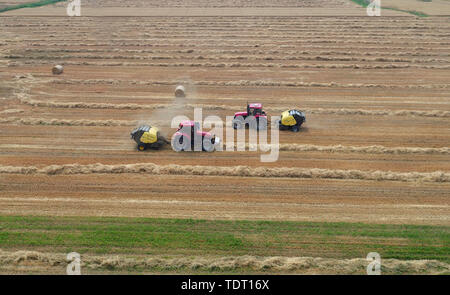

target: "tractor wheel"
[233,116,245,129]
[291,125,300,132]
[202,137,215,152]
[137,143,146,151]
[171,134,190,152]
[257,117,267,131]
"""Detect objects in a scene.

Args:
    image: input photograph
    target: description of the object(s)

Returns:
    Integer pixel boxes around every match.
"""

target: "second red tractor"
[232,103,267,130]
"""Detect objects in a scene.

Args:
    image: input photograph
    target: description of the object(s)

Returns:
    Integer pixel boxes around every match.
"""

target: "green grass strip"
[0,215,448,263]
[351,0,371,7]
[0,0,67,13]
[350,0,429,17]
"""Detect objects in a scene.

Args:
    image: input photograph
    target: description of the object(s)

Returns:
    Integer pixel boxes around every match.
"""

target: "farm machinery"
[277,109,306,132]
[130,125,169,151]
[171,121,220,152]
[131,104,306,153]
[232,103,268,130]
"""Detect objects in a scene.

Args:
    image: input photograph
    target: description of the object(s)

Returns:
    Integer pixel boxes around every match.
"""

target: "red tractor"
[171,121,220,152]
[232,103,267,130]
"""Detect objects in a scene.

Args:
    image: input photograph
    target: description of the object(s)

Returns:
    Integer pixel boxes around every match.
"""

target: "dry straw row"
[0,163,448,183]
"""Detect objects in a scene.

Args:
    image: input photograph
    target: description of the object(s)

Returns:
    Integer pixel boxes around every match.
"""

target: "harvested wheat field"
[0,0,449,274]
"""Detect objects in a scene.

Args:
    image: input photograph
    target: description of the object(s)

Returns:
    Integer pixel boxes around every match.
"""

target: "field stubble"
[0,12,449,273]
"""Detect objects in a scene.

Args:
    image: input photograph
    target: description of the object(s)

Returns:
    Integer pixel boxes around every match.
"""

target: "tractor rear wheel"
[202,137,215,152]
[171,134,190,152]
[233,116,245,129]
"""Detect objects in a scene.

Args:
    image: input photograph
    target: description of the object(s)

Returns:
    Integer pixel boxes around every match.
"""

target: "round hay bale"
[175,85,186,98]
[52,65,64,75]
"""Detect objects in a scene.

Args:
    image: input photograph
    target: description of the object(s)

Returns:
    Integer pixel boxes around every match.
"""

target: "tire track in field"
[0,117,137,127]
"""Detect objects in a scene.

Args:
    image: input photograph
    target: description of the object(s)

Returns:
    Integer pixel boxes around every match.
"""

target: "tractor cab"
[247,103,265,117]
[233,103,267,130]
[177,121,212,138]
[234,103,266,119]
[178,121,200,135]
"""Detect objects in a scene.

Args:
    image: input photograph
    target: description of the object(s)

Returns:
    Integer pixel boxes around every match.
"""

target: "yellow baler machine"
[130,125,168,151]
[279,110,306,132]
